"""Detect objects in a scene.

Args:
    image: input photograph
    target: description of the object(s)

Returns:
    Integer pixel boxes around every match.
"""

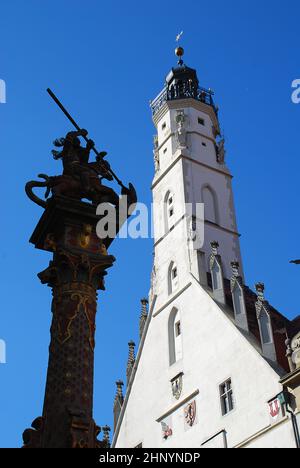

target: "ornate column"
[22,197,115,448]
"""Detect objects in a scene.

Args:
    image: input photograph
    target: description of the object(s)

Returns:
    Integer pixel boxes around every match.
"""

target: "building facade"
[112,52,300,449]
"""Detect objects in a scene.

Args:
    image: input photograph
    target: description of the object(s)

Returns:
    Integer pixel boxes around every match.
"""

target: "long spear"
[47,88,126,190]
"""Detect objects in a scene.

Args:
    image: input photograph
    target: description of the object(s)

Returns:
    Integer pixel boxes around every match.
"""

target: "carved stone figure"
[153,135,160,172]
[216,138,226,164]
[175,111,188,149]
[25,129,137,209]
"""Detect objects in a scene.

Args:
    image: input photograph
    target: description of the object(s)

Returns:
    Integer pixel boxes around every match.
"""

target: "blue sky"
[0,0,299,447]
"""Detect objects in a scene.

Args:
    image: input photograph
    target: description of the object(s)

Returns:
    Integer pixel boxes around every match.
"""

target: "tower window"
[198,117,205,126]
[168,262,178,295]
[162,122,167,130]
[175,321,181,337]
[202,142,207,147]
[165,191,175,232]
[220,379,234,416]
[169,308,182,365]
[163,147,167,154]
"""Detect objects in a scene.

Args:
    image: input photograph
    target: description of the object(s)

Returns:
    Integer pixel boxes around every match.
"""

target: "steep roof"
[207,274,295,373]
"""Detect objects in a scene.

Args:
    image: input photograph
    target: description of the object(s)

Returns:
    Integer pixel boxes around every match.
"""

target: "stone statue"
[25,129,137,209]
[175,111,188,149]
[216,138,226,164]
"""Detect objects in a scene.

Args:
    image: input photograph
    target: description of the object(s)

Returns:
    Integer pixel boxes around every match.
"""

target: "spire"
[139,298,149,339]
[113,380,124,432]
[126,341,136,386]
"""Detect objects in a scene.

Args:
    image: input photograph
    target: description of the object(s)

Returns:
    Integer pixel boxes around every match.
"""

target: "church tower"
[112,47,300,449]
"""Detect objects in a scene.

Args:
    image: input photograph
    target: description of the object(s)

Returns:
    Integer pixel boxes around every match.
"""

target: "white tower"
[112,48,298,449]
[150,46,243,311]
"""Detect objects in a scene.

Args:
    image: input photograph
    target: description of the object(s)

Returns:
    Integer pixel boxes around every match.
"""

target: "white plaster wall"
[115,280,292,448]
[244,419,296,448]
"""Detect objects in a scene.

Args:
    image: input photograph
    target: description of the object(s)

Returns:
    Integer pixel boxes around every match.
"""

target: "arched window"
[202,186,218,224]
[164,191,175,233]
[168,261,178,295]
[168,308,182,365]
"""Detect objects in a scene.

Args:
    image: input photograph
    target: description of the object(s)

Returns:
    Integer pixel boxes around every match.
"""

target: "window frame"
[219,378,234,416]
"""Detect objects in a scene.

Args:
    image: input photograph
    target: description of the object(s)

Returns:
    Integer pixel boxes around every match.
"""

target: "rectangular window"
[220,379,234,415]
[198,117,205,126]
[202,142,207,147]
[163,147,167,154]
[175,321,181,337]
[169,208,174,217]
[172,267,177,279]
[162,122,167,130]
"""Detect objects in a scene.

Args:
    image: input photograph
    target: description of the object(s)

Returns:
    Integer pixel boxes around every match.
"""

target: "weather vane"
[176,31,184,43]
[175,31,184,66]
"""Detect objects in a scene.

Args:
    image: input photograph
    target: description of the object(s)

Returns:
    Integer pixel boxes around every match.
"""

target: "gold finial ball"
[175,46,184,57]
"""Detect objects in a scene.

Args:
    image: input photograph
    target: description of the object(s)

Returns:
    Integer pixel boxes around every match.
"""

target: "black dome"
[165,64,199,100]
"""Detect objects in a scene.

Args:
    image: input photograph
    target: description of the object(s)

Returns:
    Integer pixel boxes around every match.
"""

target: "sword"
[47,88,126,190]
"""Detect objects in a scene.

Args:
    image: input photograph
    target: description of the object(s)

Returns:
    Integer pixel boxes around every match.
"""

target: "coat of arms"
[161,421,173,440]
[184,400,196,427]
[269,398,280,419]
[171,373,183,400]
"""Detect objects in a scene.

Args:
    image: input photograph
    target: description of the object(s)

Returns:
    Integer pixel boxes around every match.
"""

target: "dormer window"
[259,309,272,344]
[255,284,276,362]
[209,242,226,305]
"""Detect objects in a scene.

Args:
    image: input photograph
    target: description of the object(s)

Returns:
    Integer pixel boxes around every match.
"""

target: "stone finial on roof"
[102,425,111,445]
[255,282,265,302]
[126,341,136,387]
[113,381,124,431]
[210,241,219,256]
[139,298,149,339]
